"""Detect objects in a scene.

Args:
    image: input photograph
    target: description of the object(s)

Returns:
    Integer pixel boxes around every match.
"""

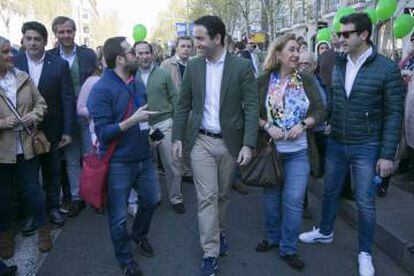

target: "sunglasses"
[336,30,359,39]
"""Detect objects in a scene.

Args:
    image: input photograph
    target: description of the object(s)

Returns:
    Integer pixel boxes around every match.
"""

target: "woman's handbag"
[240,133,284,188]
[0,94,50,155]
[79,97,134,209]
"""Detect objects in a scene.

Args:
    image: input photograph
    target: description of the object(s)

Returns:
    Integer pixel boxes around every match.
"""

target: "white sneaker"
[358,252,375,276]
[127,204,138,217]
[299,226,334,244]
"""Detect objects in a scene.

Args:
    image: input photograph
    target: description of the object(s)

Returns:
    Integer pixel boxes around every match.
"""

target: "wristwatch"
[300,120,307,129]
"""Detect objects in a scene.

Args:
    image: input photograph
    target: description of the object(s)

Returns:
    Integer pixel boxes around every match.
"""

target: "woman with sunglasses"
[255,33,326,271]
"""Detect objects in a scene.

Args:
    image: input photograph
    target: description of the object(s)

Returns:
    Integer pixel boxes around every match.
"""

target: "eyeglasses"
[336,30,359,39]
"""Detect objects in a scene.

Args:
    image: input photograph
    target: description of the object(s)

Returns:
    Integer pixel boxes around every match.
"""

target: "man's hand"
[237,146,252,166]
[2,116,19,129]
[20,113,37,127]
[58,135,72,148]
[267,125,285,141]
[376,159,394,178]
[286,124,304,140]
[172,140,182,160]
[130,104,158,124]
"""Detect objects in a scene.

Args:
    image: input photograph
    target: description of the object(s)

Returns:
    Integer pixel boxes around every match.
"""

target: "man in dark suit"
[48,16,97,217]
[172,15,259,276]
[14,21,75,227]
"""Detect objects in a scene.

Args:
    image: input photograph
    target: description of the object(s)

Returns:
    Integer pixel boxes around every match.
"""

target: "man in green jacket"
[172,15,259,276]
[135,41,185,214]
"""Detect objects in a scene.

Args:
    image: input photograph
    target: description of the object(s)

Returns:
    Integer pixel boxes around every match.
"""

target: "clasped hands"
[266,123,305,141]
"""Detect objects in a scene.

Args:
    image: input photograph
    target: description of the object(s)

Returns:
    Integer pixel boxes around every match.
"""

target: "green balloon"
[364,8,377,24]
[333,7,356,32]
[376,0,397,21]
[317,28,332,42]
[393,14,414,39]
[133,24,147,42]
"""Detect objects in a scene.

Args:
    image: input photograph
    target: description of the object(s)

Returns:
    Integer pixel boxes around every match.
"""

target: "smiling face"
[0,42,14,72]
[317,43,329,56]
[134,43,153,70]
[277,39,300,72]
[192,25,220,59]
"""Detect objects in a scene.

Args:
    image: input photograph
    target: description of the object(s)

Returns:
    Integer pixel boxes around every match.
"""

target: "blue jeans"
[0,155,46,231]
[263,149,310,256]
[107,158,159,267]
[64,116,92,201]
[320,139,379,254]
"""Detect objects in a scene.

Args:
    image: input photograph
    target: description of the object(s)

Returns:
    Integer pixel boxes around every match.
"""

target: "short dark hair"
[22,21,48,42]
[52,16,76,33]
[133,41,153,54]
[194,15,226,46]
[234,41,246,50]
[103,36,126,69]
[340,13,372,42]
[176,35,193,47]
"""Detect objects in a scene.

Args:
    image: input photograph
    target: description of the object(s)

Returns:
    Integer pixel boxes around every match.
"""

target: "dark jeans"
[0,155,46,232]
[107,158,159,267]
[320,139,379,254]
[313,131,327,177]
[39,141,63,210]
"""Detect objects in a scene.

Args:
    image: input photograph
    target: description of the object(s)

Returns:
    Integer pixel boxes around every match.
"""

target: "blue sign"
[176,22,187,37]
[176,22,194,37]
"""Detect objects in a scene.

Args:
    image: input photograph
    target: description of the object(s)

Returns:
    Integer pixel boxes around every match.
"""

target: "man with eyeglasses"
[87,37,159,276]
[299,13,405,276]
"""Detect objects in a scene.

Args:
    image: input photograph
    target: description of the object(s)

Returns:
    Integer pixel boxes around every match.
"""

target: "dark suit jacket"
[14,52,76,142]
[47,44,97,87]
[172,53,259,158]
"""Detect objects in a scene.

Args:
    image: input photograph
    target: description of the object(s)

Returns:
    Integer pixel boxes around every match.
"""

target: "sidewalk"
[308,177,414,274]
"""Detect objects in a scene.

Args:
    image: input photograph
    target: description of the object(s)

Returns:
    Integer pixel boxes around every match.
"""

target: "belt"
[199,129,223,139]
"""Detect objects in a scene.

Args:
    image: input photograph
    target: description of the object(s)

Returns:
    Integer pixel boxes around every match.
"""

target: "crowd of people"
[0,11,413,276]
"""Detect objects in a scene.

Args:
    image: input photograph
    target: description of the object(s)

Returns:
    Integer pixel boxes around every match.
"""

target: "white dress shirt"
[345,47,372,97]
[0,70,23,154]
[201,51,226,133]
[139,64,154,87]
[26,52,45,86]
[59,45,77,67]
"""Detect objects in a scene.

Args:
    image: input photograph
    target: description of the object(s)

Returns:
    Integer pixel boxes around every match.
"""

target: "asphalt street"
[7,176,409,276]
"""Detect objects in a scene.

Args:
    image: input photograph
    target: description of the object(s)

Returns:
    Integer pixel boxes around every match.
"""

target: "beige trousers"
[191,133,236,258]
[153,118,183,204]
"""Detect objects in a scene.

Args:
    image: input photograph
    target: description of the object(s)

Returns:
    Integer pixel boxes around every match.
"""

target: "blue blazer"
[47,44,97,87]
[14,52,76,142]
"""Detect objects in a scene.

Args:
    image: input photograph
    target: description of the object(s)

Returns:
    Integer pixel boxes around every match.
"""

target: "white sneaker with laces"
[127,204,138,217]
[299,226,334,244]
[358,252,375,276]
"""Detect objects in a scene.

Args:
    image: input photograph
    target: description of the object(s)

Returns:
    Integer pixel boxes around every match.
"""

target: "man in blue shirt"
[87,37,158,276]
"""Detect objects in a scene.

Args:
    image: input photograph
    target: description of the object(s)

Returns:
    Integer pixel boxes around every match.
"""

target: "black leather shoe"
[68,200,86,217]
[21,217,37,237]
[48,209,65,227]
[122,263,142,276]
[0,264,17,276]
[171,202,186,214]
[136,238,154,257]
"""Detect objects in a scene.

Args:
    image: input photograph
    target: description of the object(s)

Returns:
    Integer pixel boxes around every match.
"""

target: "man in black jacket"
[299,13,404,276]
[15,21,75,227]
